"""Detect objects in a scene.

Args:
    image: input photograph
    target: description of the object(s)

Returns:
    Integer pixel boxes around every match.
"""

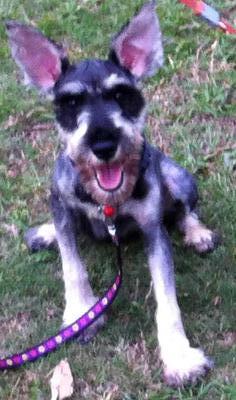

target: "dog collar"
[140,140,151,173]
[0,206,122,370]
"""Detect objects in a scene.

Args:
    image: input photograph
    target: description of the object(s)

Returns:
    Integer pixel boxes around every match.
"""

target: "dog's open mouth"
[95,163,123,192]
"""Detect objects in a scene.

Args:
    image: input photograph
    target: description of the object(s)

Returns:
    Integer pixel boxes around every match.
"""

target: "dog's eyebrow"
[103,73,130,89]
[57,81,84,96]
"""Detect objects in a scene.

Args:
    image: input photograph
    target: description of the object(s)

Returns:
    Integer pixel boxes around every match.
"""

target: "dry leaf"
[103,383,120,400]
[213,295,222,306]
[2,223,19,238]
[50,359,74,400]
[3,114,20,129]
[126,338,150,377]
[218,332,236,348]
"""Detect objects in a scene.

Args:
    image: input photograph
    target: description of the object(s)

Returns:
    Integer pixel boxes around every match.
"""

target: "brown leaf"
[125,338,150,377]
[2,223,19,238]
[2,114,20,129]
[7,159,27,178]
[213,296,222,306]
[218,332,236,348]
[46,308,56,320]
[103,383,120,400]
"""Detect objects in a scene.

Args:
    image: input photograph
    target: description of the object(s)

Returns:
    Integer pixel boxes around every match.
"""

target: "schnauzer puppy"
[6,1,218,387]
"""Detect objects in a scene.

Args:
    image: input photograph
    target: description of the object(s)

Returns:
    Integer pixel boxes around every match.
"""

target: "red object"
[179,0,204,14]
[220,19,236,35]
[103,205,116,218]
[179,0,236,35]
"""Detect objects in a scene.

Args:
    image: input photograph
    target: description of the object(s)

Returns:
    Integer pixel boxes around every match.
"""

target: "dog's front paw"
[63,299,107,344]
[161,346,213,387]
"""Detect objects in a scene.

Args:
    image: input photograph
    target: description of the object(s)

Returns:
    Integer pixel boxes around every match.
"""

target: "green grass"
[0,0,236,398]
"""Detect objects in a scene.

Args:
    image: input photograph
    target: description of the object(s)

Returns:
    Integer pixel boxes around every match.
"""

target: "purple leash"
[0,206,122,370]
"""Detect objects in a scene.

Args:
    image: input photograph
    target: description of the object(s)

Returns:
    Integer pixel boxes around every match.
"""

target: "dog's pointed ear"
[110,1,164,79]
[5,21,68,93]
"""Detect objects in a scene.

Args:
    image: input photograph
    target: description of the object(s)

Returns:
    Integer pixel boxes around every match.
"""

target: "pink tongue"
[96,164,122,190]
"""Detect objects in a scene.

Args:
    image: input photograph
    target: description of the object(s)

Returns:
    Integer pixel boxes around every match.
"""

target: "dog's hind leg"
[24,222,57,252]
[160,154,219,253]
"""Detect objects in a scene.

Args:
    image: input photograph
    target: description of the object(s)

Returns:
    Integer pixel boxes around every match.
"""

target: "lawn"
[0,0,235,399]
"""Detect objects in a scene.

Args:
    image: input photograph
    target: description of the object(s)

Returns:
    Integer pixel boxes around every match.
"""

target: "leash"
[179,0,236,34]
[0,205,122,370]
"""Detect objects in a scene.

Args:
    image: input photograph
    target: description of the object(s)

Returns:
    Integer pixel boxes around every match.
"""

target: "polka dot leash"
[0,270,121,369]
[0,205,122,370]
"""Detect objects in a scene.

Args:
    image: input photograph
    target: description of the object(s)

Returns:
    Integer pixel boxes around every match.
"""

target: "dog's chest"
[74,200,140,240]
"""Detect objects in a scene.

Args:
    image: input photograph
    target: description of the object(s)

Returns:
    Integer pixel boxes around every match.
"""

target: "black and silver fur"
[6,1,219,387]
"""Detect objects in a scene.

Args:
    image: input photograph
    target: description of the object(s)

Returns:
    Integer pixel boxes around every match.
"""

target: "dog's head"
[6,1,163,206]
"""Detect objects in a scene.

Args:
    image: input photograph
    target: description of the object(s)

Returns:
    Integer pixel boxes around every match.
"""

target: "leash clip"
[99,204,119,245]
[106,220,118,246]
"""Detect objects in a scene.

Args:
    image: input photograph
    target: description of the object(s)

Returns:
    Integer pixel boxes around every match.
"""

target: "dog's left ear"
[110,1,164,79]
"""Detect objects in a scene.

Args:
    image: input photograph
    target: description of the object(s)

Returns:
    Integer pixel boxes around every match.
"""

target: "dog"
[6,1,219,387]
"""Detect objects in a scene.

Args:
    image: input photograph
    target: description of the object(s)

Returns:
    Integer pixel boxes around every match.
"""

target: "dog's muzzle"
[91,139,118,161]
[89,128,122,192]
[75,127,144,205]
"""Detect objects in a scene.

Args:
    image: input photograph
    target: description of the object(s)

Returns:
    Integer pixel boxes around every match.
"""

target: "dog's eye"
[55,93,86,109]
[114,91,123,101]
[107,85,145,118]
[68,97,77,106]
[54,93,86,132]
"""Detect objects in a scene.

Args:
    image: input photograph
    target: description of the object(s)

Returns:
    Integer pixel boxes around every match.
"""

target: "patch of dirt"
[9,370,39,400]
[2,114,21,129]
[3,114,56,179]
[188,115,236,163]
[191,45,234,84]
[147,115,173,154]
[189,115,236,131]
[0,312,31,357]
[2,110,53,133]
[146,73,188,115]
[23,122,55,143]
[125,338,151,377]
[6,157,28,178]
[221,5,236,19]
[116,336,162,393]
[0,312,31,338]
[1,223,19,238]
[75,378,121,400]
[217,332,236,348]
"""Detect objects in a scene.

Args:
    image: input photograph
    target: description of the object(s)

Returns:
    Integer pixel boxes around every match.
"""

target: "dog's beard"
[76,136,143,206]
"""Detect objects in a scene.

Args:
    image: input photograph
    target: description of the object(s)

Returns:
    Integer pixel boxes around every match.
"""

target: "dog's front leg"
[51,191,105,342]
[144,224,212,386]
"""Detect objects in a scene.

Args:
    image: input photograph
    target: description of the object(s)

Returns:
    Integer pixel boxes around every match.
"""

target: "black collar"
[139,140,151,173]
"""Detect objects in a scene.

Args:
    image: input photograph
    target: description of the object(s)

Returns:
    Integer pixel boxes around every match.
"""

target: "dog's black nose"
[91,140,117,161]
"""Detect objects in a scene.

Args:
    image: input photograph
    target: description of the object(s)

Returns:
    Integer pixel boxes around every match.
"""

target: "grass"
[0,0,236,398]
